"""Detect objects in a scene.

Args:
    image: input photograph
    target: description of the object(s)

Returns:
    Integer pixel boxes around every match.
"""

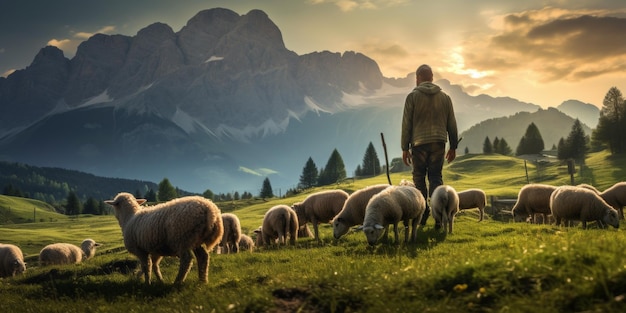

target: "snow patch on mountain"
[204,56,224,63]
[172,107,197,134]
[81,90,113,107]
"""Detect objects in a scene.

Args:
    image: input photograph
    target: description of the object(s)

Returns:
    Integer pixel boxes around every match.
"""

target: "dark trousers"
[411,142,446,225]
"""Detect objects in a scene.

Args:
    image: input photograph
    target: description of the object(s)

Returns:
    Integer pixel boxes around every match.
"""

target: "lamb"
[0,243,26,278]
[238,234,255,252]
[550,185,620,229]
[430,185,460,234]
[457,188,487,221]
[600,182,626,220]
[511,184,557,223]
[220,213,242,254]
[360,185,426,246]
[104,192,223,285]
[332,184,390,239]
[39,239,101,266]
[254,204,299,246]
[292,189,349,241]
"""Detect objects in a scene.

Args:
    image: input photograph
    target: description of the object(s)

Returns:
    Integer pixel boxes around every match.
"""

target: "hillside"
[0,195,66,224]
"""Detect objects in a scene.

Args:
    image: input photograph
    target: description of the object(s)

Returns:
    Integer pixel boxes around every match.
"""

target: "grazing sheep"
[238,234,255,252]
[550,185,620,229]
[292,189,349,241]
[332,184,390,239]
[431,185,460,234]
[0,244,26,278]
[511,184,557,223]
[360,185,426,245]
[39,239,101,266]
[457,188,487,221]
[220,213,242,254]
[254,204,299,246]
[298,224,314,238]
[600,182,626,220]
[104,192,223,285]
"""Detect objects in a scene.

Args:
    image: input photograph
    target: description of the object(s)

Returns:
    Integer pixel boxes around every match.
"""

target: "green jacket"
[401,81,459,151]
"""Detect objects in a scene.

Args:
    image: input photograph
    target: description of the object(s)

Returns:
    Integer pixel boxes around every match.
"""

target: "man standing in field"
[401,64,459,228]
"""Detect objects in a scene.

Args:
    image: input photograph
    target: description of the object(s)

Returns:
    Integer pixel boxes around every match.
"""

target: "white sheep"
[104,192,223,284]
[550,185,620,229]
[220,213,242,254]
[292,189,349,241]
[457,188,487,221]
[360,185,426,245]
[238,234,255,252]
[511,184,557,223]
[600,182,626,220]
[431,185,460,234]
[332,184,390,239]
[39,239,101,266]
[254,204,299,246]
[0,243,26,278]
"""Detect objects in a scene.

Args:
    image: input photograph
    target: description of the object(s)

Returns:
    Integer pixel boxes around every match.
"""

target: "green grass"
[1,151,626,312]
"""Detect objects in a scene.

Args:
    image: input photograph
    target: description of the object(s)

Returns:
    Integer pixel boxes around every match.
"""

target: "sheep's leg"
[410,218,419,243]
[479,206,484,222]
[393,223,400,244]
[311,218,320,242]
[403,221,410,243]
[152,255,164,282]
[174,249,194,284]
[448,213,454,234]
[138,253,152,285]
[193,247,210,283]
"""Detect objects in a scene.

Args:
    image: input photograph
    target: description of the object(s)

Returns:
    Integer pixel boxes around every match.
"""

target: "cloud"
[238,166,279,177]
[461,7,626,83]
[308,0,408,12]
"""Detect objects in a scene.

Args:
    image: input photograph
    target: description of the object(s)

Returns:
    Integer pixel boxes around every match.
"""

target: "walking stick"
[380,132,392,185]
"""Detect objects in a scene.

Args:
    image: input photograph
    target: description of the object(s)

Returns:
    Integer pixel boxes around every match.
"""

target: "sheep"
[254,204,299,247]
[457,188,487,221]
[600,182,626,220]
[238,234,255,252]
[39,239,101,266]
[360,185,426,246]
[332,184,390,239]
[292,189,349,241]
[550,185,620,229]
[511,184,557,223]
[220,213,242,254]
[104,192,223,285]
[0,244,26,278]
[431,185,460,234]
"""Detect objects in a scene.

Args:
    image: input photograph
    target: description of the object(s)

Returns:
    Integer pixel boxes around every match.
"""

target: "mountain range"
[0,8,600,195]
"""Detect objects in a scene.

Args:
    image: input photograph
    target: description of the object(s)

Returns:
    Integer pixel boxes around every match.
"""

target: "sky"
[1,0,625,109]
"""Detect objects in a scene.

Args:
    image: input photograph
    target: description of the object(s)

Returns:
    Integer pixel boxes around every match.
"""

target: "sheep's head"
[512,208,530,222]
[13,259,26,275]
[332,217,350,239]
[362,224,385,246]
[603,208,620,229]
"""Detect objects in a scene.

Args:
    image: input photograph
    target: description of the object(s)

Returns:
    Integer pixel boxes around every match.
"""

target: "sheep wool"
[0,243,26,278]
[39,239,101,266]
[511,184,557,223]
[600,182,626,220]
[457,188,487,221]
[105,192,223,284]
[361,185,426,245]
[550,185,620,229]
[431,185,460,234]
[292,189,349,241]
[220,213,242,253]
[238,234,255,252]
[255,204,299,247]
[332,184,390,239]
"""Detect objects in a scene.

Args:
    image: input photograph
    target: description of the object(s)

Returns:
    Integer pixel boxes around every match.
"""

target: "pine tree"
[298,157,318,189]
[593,86,626,154]
[516,122,545,155]
[497,138,512,155]
[83,197,100,215]
[145,189,157,202]
[483,136,493,154]
[558,119,588,163]
[492,137,500,154]
[260,177,274,199]
[202,189,215,201]
[65,191,81,216]
[360,142,381,176]
[157,178,177,202]
[317,149,347,186]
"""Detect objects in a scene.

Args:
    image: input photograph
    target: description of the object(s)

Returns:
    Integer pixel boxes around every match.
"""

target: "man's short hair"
[416,64,433,81]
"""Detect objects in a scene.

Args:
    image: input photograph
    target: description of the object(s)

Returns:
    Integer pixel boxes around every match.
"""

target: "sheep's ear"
[374,224,384,230]
[137,199,147,205]
[353,225,364,232]
[104,200,115,205]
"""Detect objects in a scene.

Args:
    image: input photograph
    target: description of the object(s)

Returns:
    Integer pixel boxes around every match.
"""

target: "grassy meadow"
[1,151,626,312]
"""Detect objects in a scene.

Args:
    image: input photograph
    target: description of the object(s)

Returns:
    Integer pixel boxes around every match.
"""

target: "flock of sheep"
[1,181,624,285]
